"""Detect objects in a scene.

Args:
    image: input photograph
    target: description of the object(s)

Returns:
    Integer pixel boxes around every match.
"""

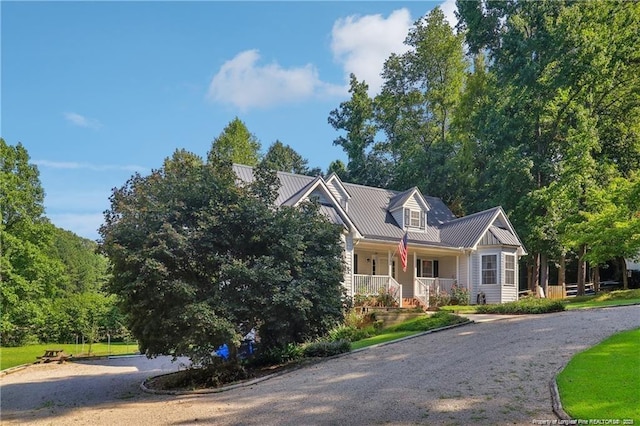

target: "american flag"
[398,232,408,272]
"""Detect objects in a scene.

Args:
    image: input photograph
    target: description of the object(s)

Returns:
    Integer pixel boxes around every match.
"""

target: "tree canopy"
[99,152,345,365]
[1,139,116,346]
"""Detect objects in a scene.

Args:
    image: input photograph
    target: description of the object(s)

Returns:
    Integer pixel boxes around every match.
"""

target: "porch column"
[413,251,417,298]
[388,250,392,278]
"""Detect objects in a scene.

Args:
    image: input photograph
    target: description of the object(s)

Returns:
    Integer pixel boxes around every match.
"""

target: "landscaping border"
[550,368,571,421]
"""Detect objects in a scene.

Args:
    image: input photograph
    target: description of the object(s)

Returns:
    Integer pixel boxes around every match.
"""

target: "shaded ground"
[1,305,639,425]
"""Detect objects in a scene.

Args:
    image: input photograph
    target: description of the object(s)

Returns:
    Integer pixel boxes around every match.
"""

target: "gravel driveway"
[2,305,639,425]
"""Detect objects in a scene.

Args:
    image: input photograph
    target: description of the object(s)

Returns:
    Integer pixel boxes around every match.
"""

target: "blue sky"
[2,1,456,241]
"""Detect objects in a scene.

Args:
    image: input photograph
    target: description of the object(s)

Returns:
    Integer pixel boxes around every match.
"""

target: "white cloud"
[207,49,344,110]
[330,8,413,95]
[439,0,459,28]
[34,160,148,173]
[64,112,102,129]
[48,213,105,241]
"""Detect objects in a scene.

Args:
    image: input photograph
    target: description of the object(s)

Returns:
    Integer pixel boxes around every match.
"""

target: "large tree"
[457,0,640,294]
[261,140,311,175]
[208,117,261,166]
[376,6,468,198]
[1,139,115,345]
[100,150,345,365]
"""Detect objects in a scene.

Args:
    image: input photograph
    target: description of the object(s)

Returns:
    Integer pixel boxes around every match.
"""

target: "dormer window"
[404,208,425,230]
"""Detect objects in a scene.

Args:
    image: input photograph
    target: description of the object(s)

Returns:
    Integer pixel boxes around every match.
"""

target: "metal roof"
[232,164,524,251]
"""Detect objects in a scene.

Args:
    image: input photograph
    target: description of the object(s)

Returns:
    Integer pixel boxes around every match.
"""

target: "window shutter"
[353,254,358,275]
[416,258,421,277]
[434,260,439,278]
[404,208,410,228]
[420,212,425,229]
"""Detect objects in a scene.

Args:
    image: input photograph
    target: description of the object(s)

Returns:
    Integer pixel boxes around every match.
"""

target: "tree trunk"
[540,253,549,298]
[530,253,540,295]
[558,253,567,297]
[620,256,629,290]
[593,266,600,294]
[577,244,587,296]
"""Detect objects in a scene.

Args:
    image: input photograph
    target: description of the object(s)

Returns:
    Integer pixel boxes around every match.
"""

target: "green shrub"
[475,297,565,314]
[253,342,303,365]
[429,292,451,307]
[450,284,469,305]
[327,324,374,342]
[302,339,351,358]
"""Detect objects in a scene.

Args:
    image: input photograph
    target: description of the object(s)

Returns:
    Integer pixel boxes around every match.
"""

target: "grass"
[564,289,640,310]
[350,312,468,350]
[439,305,478,314]
[442,289,640,313]
[557,328,640,421]
[1,341,140,370]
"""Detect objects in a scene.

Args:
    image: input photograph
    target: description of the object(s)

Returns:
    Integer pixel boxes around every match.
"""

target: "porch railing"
[416,277,457,296]
[414,278,430,308]
[353,274,403,307]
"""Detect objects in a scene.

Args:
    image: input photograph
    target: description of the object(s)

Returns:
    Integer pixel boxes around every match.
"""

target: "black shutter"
[434,260,439,277]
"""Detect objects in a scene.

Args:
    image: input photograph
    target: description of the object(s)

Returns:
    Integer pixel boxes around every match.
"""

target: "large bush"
[100,153,345,366]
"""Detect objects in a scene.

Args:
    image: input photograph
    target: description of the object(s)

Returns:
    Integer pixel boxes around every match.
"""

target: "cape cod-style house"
[234,164,527,307]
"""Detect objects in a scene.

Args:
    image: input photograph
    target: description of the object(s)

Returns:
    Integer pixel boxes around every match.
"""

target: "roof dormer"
[388,187,431,231]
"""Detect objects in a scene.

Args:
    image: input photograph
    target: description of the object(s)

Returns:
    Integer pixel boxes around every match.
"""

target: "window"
[404,208,426,229]
[410,210,421,227]
[417,259,439,278]
[482,255,497,285]
[505,255,515,286]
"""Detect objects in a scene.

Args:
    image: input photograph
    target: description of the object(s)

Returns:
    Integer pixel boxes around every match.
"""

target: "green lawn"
[1,342,140,370]
[564,289,640,310]
[350,312,469,350]
[557,328,640,421]
[439,305,478,314]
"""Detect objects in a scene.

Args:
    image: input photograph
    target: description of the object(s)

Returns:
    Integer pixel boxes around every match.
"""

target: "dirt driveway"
[2,305,639,425]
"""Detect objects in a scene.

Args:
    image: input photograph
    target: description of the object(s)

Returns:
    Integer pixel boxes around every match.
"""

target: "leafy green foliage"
[207,117,261,166]
[262,140,312,175]
[474,297,565,315]
[302,339,350,358]
[99,149,345,365]
[1,139,115,346]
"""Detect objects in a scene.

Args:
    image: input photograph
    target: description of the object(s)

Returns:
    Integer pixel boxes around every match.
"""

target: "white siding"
[501,249,519,302]
[326,179,348,211]
[406,195,422,211]
[343,234,353,296]
[473,249,502,304]
[458,254,469,289]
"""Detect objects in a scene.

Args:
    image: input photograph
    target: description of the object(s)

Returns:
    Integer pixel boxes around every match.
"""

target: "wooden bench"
[36,349,71,364]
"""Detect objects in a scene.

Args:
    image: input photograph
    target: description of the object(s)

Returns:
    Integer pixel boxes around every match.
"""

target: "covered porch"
[349,240,464,308]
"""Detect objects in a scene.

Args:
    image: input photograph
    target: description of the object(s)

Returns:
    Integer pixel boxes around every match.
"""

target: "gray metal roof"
[387,187,416,212]
[319,205,345,227]
[489,225,521,247]
[232,164,523,251]
[439,207,500,248]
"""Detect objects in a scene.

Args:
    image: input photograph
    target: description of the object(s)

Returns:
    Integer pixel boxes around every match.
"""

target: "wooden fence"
[547,285,565,300]
[546,283,595,299]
